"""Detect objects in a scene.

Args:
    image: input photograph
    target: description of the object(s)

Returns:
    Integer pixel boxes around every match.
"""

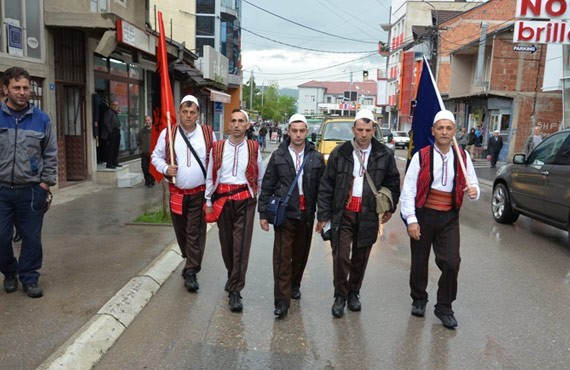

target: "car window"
[527,132,570,167]
[552,134,570,165]
[323,121,354,141]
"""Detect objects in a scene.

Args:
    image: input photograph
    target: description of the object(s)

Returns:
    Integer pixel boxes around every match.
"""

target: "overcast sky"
[240,0,391,89]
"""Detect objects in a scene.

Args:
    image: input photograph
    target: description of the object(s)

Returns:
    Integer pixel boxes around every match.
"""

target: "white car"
[393,131,410,149]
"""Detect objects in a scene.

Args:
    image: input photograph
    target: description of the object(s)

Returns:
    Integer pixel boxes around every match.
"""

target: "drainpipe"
[475,22,488,86]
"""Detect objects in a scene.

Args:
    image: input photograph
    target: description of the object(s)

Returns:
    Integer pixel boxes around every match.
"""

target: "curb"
[37,241,186,370]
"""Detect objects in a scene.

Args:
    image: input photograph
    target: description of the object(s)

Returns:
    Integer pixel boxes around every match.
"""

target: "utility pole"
[249,71,254,111]
[261,82,264,109]
[349,71,353,117]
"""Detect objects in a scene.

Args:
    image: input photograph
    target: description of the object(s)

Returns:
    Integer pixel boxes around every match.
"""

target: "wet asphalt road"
[96,155,570,369]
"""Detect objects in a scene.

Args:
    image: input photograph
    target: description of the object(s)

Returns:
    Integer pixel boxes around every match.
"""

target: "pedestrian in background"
[487,130,503,168]
[316,109,400,318]
[525,126,544,154]
[137,115,155,187]
[0,67,58,298]
[258,124,267,152]
[259,113,325,319]
[466,128,476,155]
[152,95,215,293]
[400,110,479,329]
[101,100,122,169]
[456,127,467,150]
[205,109,264,312]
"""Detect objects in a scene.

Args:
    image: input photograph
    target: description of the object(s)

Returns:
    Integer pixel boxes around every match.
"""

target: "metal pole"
[249,71,254,111]
[349,71,353,117]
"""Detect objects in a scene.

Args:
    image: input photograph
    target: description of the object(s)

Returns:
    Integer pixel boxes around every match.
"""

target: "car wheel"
[492,183,519,224]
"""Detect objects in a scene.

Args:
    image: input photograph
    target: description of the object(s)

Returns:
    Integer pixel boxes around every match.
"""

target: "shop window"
[196,16,215,36]
[94,55,109,72]
[30,78,43,110]
[110,58,128,77]
[196,0,215,14]
[1,0,43,60]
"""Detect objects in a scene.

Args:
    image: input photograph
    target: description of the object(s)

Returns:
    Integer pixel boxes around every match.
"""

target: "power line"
[242,0,378,44]
[250,53,379,76]
[317,0,386,39]
[241,26,378,54]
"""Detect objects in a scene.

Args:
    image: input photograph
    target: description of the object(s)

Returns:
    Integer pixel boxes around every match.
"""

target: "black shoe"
[331,295,346,318]
[106,164,116,169]
[291,287,301,300]
[224,280,230,292]
[22,283,43,298]
[411,300,427,317]
[434,309,458,329]
[347,291,361,312]
[114,164,123,168]
[3,275,18,293]
[228,291,243,312]
[274,301,289,319]
[184,273,199,293]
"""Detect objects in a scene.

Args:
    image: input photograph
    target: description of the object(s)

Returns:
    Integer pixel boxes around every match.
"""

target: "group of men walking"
[149,94,479,329]
[0,68,480,330]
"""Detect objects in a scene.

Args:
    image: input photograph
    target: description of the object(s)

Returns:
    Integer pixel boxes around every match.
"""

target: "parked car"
[317,119,393,163]
[492,129,570,244]
[393,131,410,149]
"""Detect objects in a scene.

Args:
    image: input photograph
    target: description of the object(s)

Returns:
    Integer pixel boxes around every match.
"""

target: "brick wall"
[513,94,563,152]
[437,0,517,93]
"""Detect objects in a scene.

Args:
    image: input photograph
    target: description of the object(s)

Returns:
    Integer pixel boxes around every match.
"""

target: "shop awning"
[207,88,231,104]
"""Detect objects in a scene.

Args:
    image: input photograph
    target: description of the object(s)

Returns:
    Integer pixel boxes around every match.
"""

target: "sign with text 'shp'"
[514,0,570,44]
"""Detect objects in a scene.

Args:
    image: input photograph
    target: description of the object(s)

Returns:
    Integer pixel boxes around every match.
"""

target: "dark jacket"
[0,102,58,186]
[101,109,120,140]
[258,138,325,223]
[137,126,152,154]
[487,135,503,155]
[317,138,400,248]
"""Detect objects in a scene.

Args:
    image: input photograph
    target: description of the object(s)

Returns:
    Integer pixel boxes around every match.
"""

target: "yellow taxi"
[317,118,389,163]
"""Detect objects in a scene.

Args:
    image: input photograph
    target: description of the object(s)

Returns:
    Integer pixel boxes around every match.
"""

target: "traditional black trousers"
[332,211,372,297]
[410,208,461,314]
[273,211,314,306]
[171,192,207,277]
[217,197,257,293]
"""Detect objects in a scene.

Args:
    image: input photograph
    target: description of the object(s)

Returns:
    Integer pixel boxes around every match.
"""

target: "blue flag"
[406,57,444,169]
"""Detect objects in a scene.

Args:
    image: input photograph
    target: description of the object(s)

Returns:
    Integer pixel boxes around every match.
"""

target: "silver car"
[492,129,570,243]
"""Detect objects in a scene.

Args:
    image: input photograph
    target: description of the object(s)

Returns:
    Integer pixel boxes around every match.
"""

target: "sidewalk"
[0,180,175,370]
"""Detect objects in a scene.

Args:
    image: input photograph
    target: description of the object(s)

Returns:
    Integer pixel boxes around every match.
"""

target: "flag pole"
[166,110,175,185]
[423,57,472,186]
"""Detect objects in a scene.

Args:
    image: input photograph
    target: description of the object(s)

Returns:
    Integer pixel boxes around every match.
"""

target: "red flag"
[150,11,177,183]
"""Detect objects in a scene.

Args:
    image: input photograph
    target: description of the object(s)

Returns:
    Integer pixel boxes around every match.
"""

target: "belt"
[345,196,362,212]
[169,184,205,195]
[299,194,306,211]
[424,189,453,211]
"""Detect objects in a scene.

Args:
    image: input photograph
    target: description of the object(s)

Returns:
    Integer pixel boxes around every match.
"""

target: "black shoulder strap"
[178,125,207,178]
[283,152,311,204]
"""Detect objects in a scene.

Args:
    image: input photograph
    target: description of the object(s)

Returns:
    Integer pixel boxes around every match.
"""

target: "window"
[196,16,215,36]
[196,0,215,14]
[528,132,570,166]
[327,96,331,103]
[553,135,570,165]
[90,0,108,12]
[195,37,214,56]
[1,0,43,59]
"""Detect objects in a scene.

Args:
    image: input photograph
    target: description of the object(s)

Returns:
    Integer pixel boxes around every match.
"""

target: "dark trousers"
[490,151,499,167]
[141,153,154,185]
[106,129,121,166]
[0,185,46,284]
[217,197,256,293]
[273,212,314,306]
[332,211,372,297]
[410,208,461,314]
[171,192,207,276]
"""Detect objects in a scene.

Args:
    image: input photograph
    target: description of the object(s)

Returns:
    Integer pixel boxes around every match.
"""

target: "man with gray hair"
[400,110,479,329]
[525,126,544,154]
[487,130,503,168]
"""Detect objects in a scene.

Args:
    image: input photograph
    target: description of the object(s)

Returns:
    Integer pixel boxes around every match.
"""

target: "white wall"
[297,87,324,114]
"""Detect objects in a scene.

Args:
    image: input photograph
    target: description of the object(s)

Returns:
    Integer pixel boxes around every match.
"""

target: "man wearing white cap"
[316,109,401,318]
[258,113,325,318]
[400,109,479,329]
[205,109,264,312]
[151,94,216,293]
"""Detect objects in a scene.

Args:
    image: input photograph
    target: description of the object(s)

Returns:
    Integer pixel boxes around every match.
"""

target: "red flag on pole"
[150,11,177,183]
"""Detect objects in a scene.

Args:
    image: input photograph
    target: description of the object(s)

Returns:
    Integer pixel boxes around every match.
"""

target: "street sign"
[513,44,538,53]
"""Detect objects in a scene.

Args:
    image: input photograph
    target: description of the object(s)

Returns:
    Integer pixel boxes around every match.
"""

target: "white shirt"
[400,145,480,225]
[288,146,305,195]
[205,139,265,205]
[151,124,216,189]
[351,144,371,197]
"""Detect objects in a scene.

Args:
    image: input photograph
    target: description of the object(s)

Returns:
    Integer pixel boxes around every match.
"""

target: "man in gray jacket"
[0,67,58,298]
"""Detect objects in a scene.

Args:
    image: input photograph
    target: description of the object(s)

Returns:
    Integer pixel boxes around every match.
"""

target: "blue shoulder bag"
[266,153,310,227]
